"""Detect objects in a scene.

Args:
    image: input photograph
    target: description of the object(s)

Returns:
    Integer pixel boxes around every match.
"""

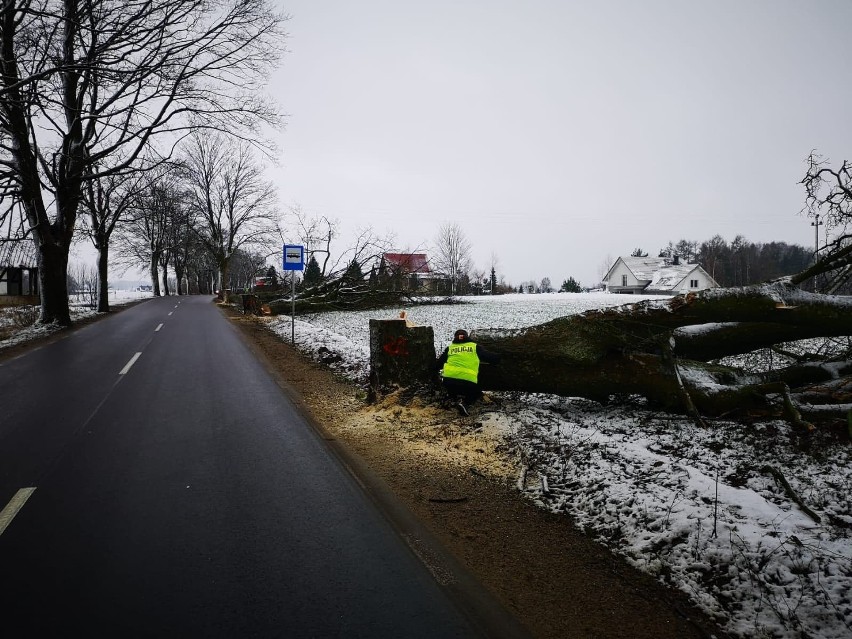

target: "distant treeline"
[657,235,812,287]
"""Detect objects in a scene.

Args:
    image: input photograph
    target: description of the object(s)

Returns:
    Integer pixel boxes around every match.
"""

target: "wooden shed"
[0,240,39,306]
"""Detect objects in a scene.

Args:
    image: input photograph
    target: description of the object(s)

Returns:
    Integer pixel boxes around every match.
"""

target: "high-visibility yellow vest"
[442,342,480,383]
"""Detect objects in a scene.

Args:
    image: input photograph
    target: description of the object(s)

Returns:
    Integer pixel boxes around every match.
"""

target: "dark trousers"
[441,377,482,404]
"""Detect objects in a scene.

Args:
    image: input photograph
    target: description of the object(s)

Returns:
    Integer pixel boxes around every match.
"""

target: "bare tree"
[67,261,98,309]
[184,242,218,295]
[674,239,699,263]
[166,202,197,296]
[597,254,614,286]
[227,249,268,291]
[432,222,472,296]
[0,0,286,324]
[339,226,395,278]
[79,166,149,310]
[114,168,191,297]
[469,266,486,294]
[278,206,397,287]
[699,235,728,282]
[281,206,339,276]
[181,133,278,302]
[800,152,852,293]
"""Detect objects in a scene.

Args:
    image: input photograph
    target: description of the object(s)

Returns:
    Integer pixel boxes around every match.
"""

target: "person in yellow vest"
[436,329,501,416]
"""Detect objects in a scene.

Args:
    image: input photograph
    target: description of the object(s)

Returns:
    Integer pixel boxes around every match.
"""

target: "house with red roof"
[372,252,447,293]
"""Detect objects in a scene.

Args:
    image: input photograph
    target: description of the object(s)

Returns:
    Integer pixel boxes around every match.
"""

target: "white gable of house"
[605,257,718,293]
[656,265,718,293]
[648,265,698,290]
[604,257,662,287]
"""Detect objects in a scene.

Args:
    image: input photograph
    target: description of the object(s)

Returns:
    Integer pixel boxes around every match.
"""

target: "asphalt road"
[0,296,514,637]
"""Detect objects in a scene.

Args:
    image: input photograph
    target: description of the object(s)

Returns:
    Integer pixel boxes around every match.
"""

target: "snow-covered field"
[269,292,852,639]
[0,290,153,350]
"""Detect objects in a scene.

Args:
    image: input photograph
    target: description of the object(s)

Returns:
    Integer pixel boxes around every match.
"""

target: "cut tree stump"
[368,319,436,400]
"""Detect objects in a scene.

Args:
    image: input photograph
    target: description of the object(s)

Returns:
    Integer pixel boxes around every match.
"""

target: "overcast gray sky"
[268,0,852,288]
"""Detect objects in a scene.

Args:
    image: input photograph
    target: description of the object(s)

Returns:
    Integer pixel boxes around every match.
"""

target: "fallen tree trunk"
[263,278,458,315]
[471,281,852,427]
[265,284,412,314]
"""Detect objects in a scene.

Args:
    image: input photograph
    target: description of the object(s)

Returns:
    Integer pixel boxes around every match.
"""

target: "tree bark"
[161,261,170,296]
[97,241,110,312]
[37,241,72,326]
[150,253,160,297]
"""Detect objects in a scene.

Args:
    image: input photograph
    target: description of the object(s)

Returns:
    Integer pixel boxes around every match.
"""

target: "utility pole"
[811,214,823,292]
[811,214,823,254]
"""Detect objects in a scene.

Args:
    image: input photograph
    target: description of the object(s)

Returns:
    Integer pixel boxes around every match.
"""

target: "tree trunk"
[37,241,72,326]
[219,260,231,303]
[368,319,436,400]
[161,263,170,296]
[175,265,185,295]
[97,242,110,312]
[150,253,160,297]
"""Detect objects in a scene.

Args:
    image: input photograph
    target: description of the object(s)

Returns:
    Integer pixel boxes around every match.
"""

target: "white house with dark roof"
[603,255,719,295]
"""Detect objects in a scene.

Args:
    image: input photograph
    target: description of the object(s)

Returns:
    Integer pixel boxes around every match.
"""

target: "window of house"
[622,274,628,286]
[690,279,699,288]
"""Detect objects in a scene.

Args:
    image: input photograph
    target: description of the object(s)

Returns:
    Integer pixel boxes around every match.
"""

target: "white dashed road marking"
[0,488,37,536]
[119,352,142,375]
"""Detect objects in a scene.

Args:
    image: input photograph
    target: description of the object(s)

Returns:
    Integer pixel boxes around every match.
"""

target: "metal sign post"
[282,244,305,344]
[290,275,295,343]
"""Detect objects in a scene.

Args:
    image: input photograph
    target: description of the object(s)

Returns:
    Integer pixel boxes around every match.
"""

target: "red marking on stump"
[383,336,409,356]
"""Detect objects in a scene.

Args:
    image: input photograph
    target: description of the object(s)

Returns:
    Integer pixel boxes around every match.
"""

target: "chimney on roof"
[673,254,680,265]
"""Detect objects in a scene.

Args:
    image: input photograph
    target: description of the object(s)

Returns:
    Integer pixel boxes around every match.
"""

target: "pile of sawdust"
[341,390,517,483]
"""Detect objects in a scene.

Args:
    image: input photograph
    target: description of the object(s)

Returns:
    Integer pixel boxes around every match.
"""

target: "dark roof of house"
[382,253,431,273]
[0,240,38,268]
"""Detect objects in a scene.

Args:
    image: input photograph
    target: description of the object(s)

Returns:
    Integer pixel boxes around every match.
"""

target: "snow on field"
[279,292,664,375]
[268,292,852,639]
[0,290,152,351]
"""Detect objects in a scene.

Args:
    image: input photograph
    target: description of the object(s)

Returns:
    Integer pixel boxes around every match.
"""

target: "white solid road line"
[0,487,37,536]
[119,352,142,375]
[155,323,163,332]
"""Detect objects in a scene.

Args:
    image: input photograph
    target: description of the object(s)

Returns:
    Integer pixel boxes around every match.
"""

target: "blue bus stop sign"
[283,244,304,271]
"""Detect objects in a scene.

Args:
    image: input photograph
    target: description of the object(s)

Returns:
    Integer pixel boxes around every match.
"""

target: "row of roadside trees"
[3,0,849,324]
[1,0,288,324]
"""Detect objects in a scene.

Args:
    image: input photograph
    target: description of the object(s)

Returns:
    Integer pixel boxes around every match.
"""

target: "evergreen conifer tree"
[560,276,583,293]
[266,265,279,287]
[303,255,322,288]
[343,259,364,283]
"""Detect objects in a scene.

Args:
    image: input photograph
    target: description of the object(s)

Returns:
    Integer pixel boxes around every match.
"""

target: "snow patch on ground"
[0,290,153,351]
